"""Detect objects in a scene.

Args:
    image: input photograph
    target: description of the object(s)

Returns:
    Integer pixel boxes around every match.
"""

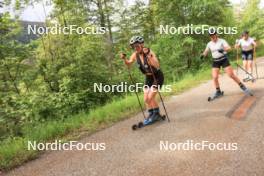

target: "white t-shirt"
[238,37,255,51]
[205,38,229,59]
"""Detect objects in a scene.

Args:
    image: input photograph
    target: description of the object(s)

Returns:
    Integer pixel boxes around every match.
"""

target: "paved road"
[4,58,264,176]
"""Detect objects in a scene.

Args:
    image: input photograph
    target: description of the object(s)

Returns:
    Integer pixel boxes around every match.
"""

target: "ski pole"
[235,40,239,76]
[144,49,170,122]
[236,63,255,80]
[254,47,259,79]
[122,53,146,120]
[236,47,239,76]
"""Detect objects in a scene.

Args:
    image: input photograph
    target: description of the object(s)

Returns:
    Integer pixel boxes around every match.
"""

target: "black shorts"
[242,50,253,60]
[145,70,164,89]
[212,58,230,69]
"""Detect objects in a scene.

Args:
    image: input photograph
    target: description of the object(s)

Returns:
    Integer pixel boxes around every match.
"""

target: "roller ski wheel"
[132,124,138,130]
[131,121,145,131]
[138,122,144,128]
[208,91,224,102]
[131,115,166,130]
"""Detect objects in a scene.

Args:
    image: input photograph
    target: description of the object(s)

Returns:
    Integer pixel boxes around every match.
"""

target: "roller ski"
[236,64,256,83]
[243,76,255,83]
[208,91,224,102]
[132,114,166,130]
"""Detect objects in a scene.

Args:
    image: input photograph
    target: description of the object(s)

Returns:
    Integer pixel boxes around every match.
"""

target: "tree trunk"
[103,0,115,74]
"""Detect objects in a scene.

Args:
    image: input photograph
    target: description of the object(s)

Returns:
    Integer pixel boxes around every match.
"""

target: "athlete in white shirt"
[235,31,257,80]
[201,29,253,97]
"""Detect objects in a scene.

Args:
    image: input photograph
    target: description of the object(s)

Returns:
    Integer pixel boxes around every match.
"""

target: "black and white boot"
[239,83,253,96]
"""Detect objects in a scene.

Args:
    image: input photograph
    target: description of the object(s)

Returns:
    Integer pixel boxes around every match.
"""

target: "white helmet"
[129,36,144,46]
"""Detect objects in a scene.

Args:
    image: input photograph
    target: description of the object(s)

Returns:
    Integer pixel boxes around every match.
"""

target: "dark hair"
[242,30,249,36]
[208,28,217,36]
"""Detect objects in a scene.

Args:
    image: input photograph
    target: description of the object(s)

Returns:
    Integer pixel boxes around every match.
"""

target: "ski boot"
[208,91,224,102]
[143,108,162,125]
[240,84,253,96]
[132,109,166,130]
[143,109,154,125]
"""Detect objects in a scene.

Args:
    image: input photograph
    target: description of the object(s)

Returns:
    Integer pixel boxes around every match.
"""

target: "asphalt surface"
[4,58,264,176]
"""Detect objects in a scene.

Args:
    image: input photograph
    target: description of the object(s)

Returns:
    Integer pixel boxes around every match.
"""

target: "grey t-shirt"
[238,37,255,51]
[205,38,229,59]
